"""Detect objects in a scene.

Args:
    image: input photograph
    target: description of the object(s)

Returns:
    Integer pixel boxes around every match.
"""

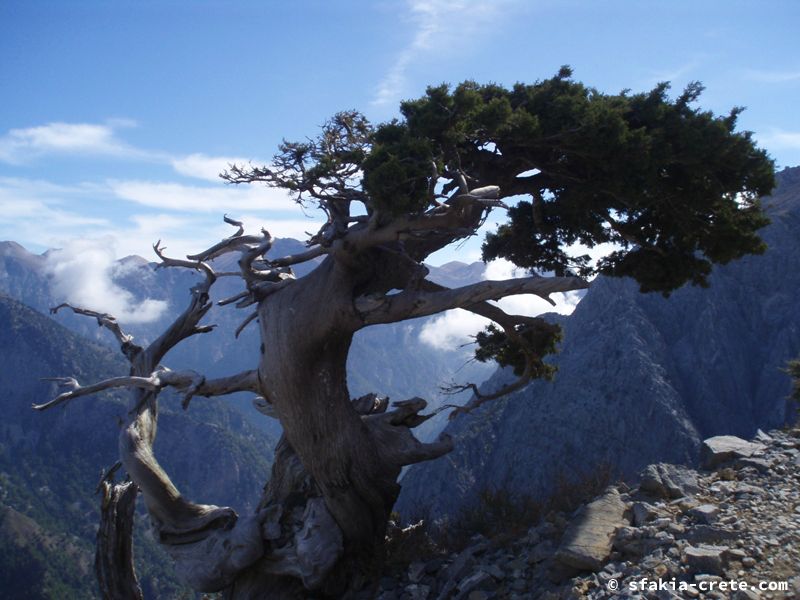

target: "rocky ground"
[380,428,800,599]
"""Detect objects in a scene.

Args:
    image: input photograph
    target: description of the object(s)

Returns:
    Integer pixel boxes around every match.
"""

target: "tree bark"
[234,256,449,597]
[256,258,392,596]
[96,480,143,600]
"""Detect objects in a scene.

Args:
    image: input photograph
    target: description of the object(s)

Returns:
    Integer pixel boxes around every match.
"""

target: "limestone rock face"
[398,167,800,521]
[554,488,629,572]
[700,435,768,469]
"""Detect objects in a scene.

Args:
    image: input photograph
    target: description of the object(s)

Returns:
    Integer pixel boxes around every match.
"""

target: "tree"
[34,69,774,599]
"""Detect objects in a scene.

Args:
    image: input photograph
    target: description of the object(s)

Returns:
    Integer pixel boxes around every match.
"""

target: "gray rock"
[408,562,426,583]
[679,525,739,545]
[683,545,728,575]
[631,501,664,526]
[640,463,700,499]
[454,571,493,599]
[528,540,555,564]
[436,542,486,600]
[555,488,629,571]
[701,436,767,469]
[688,504,720,524]
[405,583,431,600]
[732,590,760,600]
[478,563,504,580]
[737,457,772,473]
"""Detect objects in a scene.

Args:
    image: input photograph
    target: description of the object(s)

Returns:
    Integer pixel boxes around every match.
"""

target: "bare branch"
[268,244,325,268]
[153,242,216,283]
[223,214,245,237]
[235,311,259,338]
[218,290,250,307]
[419,279,543,331]
[159,368,259,410]
[238,229,274,281]
[185,215,261,262]
[35,369,261,412]
[50,303,140,357]
[364,398,454,467]
[355,274,589,326]
[441,369,534,419]
[34,375,161,411]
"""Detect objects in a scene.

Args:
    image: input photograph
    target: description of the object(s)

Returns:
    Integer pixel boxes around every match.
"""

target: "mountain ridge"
[397,166,800,522]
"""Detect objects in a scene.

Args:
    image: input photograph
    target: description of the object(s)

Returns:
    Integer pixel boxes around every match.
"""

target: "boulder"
[683,545,728,575]
[555,488,629,571]
[688,504,720,524]
[700,436,766,469]
[639,463,701,499]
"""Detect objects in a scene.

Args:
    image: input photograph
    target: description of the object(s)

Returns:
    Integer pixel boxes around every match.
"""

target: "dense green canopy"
[225,68,774,375]
[384,67,773,293]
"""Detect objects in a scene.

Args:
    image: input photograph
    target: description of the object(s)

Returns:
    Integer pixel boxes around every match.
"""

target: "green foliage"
[362,122,435,215]
[249,72,773,297]
[464,74,774,294]
[474,321,561,378]
[237,69,774,374]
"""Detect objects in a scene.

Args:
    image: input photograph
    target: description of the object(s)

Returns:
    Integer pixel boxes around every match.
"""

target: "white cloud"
[373,0,515,106]
[645,59,702,86]
[170,153,258,182]
[0,121,146,164]
[419,258,585,350]
[45,237,168,324]
[742,69,800,84]
[757,128,800,150]
[107,179,297,213]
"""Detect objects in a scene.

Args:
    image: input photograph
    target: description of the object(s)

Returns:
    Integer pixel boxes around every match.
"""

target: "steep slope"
[0,295,276,598]
[397,166,800,521]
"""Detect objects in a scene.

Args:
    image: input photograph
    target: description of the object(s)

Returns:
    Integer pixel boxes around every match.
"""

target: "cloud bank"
[45,238,168,324]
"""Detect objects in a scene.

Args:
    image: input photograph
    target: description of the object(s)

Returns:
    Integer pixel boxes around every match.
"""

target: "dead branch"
[34,369,261,412]
[235,311,259,338]
[268,244,326,268]
[354,274,589,326]
[50,303,141,358]
[441,368,535,419]
[34,375,161,410]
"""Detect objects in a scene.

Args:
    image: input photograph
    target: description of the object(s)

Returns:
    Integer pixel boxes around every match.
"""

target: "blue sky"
[2,0,799,266]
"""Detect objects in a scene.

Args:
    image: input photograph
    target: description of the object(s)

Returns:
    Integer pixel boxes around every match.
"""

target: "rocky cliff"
[397,166,800,521]
[380,429,800,599]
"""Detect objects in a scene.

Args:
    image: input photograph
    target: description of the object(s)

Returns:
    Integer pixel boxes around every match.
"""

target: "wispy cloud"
[107,179,297,213]
[645,59,702,86]
[170,153,258,182]
[45,237,168,324]
[0,120,261,185]
[757,128,800,150]
[0,120,149,164]
[742,69,800,84]
[372,0,515,106]
[0,175,325,260]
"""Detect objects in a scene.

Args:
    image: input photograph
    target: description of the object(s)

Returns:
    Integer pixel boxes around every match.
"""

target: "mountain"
[397,166,800,522]
[0,295,277,598]
[0,238,493,442]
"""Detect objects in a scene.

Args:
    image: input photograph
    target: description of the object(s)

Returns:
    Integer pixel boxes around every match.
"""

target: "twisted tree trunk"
[228,257,445,598]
